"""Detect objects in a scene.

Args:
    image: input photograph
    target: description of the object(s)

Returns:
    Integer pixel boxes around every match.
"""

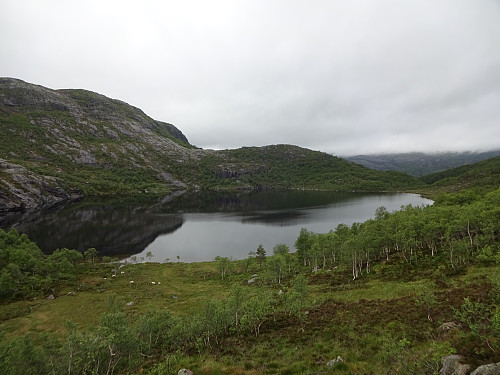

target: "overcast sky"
[1,1,499,156]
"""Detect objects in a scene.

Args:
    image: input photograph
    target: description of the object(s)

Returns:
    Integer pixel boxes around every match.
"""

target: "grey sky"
[1,1,499,156]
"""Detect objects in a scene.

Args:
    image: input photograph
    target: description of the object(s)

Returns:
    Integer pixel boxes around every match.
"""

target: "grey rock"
[439,355,471,375]
[177,369,194,375]
[438,322,462,333]
[46,294,55,300]
[126,301,134,306]
[0,78,195,216]
[247,278,256,285]
[0,158,81,215]
[470,363,500,375]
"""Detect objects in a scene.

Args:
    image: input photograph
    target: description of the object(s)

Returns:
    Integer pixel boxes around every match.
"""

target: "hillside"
[0,78,425,216]
[345,151,500,177]
[420,155,500,192]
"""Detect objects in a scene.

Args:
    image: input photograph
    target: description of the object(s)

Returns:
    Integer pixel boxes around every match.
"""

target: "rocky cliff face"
[0,78,203,214]
[0,158,82,215]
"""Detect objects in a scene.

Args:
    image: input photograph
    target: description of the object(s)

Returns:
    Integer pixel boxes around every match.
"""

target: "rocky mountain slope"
[0,78,201,214]
[345,151,500,177]
[0,78,425,217]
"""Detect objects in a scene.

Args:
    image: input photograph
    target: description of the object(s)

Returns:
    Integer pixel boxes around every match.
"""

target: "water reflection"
[10,200,184,256]
[240,210,308,226]
[4,191,432,261]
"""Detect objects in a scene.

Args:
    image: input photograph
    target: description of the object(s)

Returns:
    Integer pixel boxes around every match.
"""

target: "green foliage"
[0,334,51,375]
[454,298,490,337]
[255,243,266,269]
[193,145,426,192]
[295,228,314,266]
[295,187,500,281]
[475,245,500,265]
[415,286,438,321]
[281,274,309,318]
[214,256,233,280]
[0,229,83,300]
[266,254,286,284]
[272,243,289,256]
[421,155,500,191]
[84,247,98,266]
[136,309,176,353]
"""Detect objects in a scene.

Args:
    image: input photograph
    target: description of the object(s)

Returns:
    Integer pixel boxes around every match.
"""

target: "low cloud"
[1,0,499,155]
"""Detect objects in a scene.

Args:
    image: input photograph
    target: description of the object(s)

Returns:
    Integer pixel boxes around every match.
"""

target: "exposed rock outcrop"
[470,362,500,375]
[0,158,82,215]
[0,77,194,214]
[439,354,471,375]
[439,355,500,375]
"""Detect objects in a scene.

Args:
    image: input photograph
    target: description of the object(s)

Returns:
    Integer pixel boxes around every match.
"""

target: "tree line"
[295,187,500,279]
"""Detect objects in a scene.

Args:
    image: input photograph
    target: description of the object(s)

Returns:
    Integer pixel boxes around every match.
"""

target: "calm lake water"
[7,191,432,262]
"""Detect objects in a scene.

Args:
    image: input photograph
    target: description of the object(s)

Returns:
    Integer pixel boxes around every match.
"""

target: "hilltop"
[0,78,425,216]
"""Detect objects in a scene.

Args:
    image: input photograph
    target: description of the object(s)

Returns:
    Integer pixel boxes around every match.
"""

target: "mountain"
[345,151,500,177]
[0,78,425,216]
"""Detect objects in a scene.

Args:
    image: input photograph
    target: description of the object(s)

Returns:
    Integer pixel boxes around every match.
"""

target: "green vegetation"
[178,145,426,192]
[0,229,82,300]
[1,183,499,374]
[420,155,500,190]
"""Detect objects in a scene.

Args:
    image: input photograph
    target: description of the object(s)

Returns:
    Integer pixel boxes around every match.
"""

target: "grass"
[0,258,497,374]
[0,261,228,337]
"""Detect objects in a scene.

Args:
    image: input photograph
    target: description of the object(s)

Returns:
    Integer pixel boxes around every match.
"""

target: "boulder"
[439,355,471,375]
[470,362,500,375]
[178,369,193,375]
[126,301,134,306]
[247,278,256,285]
[46,294,55,300]
[438,322,461,333]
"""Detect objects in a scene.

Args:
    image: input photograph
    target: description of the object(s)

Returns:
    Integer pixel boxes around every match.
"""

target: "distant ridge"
[344,151,500,177]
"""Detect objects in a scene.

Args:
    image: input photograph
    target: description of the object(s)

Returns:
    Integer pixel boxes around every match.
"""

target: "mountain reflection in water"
[5,190,433,261]
[240,210,308,226]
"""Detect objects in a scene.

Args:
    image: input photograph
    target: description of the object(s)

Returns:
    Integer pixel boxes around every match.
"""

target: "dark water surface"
[8,191,432,262]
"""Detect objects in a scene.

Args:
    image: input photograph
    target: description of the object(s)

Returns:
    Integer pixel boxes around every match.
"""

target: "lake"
[6,190,433,262]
